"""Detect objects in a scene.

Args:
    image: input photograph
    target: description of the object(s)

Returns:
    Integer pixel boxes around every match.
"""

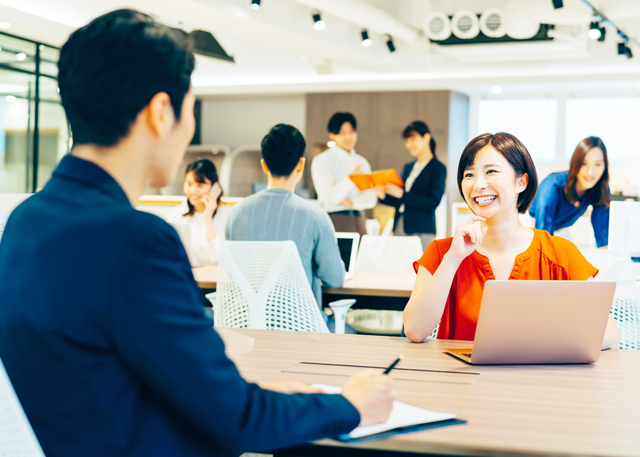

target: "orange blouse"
[413,228,598,341]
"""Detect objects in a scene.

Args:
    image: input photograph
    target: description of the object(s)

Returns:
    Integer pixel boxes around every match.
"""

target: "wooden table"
[218,328,640,457]
[193,265,415,304]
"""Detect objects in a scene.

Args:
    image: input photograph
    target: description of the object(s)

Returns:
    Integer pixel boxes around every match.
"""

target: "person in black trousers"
[374,121,446,250]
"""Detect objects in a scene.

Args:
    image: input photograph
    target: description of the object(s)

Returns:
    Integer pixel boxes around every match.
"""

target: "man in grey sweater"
[225,124,345,307]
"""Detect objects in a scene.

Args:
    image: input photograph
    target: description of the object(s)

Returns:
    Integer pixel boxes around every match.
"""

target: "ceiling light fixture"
[618,41,633,59]
[312,11,325,31]
[588,21,602,40]
[250,0,261,10]
[361,29,372,47]
[491,86,503,94]
[5,95,17,102]
[552,0,563,9]
[386,35,396,53]
[15,52,26,61]
[0,22,11,29]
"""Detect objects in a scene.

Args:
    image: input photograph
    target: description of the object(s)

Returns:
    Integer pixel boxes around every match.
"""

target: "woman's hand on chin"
[450,215,487,260]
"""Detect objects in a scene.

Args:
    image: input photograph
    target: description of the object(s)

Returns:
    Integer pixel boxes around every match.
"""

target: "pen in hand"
[383,355,403,375]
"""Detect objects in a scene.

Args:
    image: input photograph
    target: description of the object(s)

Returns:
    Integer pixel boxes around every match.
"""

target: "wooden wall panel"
[304,91,469,224]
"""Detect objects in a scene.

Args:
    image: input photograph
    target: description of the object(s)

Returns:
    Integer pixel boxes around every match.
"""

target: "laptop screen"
[337,237,354,271]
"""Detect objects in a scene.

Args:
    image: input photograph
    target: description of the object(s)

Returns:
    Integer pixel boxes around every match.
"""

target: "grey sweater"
[225,188,345,306]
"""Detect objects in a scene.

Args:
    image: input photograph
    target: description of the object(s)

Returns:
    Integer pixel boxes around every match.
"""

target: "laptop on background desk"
[446,280,616,365]
[335,232,359,280]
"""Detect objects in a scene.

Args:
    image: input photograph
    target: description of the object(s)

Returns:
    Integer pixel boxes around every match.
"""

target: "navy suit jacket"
[0,155,359,457]
[381,158,446,235]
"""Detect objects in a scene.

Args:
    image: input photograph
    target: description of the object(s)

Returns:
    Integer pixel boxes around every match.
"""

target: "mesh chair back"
[0,359,46,457]
[581,249,640,350]
[215,241,329,333]
[355,235,424,272]
[0,214,8,244]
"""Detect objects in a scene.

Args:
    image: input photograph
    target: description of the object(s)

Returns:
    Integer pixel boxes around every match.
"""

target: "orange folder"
[349,169,404,191]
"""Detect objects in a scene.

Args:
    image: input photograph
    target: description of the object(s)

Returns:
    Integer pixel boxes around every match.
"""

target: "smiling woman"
[402,132,620,350]
[528,136,611,249]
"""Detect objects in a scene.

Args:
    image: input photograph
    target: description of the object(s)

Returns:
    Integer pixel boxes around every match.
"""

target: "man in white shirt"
[311,112,377,235]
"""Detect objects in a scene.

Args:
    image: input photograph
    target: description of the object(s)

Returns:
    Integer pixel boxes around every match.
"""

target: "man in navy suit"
[0,9,395,457]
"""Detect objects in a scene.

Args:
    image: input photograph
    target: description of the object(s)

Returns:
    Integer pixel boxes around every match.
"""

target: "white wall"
[200,94,306,148]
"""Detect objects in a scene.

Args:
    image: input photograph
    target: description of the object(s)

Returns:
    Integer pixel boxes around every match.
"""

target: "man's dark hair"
[261,124,306,178]
[457,132,538,214]
[327,112,357,134]
[58,9,195,147]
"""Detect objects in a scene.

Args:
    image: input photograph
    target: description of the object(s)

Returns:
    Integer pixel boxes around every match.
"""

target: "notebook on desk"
[313,384,463,441]
[445,280,616,365]
[335,232,359,280]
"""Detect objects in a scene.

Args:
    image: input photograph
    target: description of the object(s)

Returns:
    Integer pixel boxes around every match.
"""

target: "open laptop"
[445,280,616,365]
[169,222,202,268]
[335,232,360,280]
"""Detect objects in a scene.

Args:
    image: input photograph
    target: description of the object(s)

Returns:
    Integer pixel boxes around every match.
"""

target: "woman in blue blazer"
[374,121,446,249]
[529,136,610,248]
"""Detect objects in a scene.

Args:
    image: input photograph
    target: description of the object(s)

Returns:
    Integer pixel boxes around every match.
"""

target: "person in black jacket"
[374,121,446,250]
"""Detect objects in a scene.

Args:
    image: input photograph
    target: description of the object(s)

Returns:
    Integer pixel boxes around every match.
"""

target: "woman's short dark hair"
[327,112,357,134]
[58,9,195,147]
[401,121,437,156]
[184,159,222,217]
[261,124,306,177]
[565,136,610,208]
[457,132,538,214]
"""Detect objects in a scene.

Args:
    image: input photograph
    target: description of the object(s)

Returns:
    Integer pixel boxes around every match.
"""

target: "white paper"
[312,384,458,439]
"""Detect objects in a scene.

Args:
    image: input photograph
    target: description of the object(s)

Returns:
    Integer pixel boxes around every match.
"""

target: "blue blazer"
[0,155,359,457]
[381,158,446,235]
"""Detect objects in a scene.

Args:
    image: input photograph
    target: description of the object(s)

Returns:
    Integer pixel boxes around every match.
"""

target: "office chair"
[214,241,355,333]
[0,214,8,244]
[581,249,640,350]
[0,358,46,457]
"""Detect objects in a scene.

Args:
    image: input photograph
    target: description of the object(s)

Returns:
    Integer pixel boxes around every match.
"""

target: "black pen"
[383,354,403,374]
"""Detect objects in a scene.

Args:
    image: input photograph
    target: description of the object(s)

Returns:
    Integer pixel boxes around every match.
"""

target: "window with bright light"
[477,99,558,161]
[565,97,640,162]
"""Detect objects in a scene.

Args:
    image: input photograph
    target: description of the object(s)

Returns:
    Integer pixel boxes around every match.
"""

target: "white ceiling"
[1,0,640,97]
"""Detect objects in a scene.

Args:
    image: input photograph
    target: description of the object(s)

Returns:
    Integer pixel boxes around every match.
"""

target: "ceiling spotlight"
[552,0,563,9]
[588,22,602,40]
[250,0,261,10]
[5,95,17,102]
[15,52,26,61]
[361,29,372,47]
[491,86,503,94]
[386,35,396,53]
[0,22,11,29]
[618,42,633,59]
[597,26,606,42]
[312,11,325,31]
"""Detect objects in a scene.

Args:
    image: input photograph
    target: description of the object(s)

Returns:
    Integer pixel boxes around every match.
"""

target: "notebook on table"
[313,384,464,442]
[335,232,359,280]
[445,280,616,365]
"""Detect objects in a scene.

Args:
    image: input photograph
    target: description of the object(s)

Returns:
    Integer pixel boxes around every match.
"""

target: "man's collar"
[52,155,131,207]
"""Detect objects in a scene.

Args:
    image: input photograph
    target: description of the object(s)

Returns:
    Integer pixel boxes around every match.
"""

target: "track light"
[250,0,260,10]
[597,26,606,42]
[618,42,633,59]
[312,11,325,31]
[361,29,372,47]
[552,0,563,9]
[386,35,395,52]
[588,21,602,40]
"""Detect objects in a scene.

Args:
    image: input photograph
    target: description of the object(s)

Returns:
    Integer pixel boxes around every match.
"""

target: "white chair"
[0,214,8,243]
[581,249,640,350]
[0,358,46,457]
[355,235,424,272]
[214,241,355,333]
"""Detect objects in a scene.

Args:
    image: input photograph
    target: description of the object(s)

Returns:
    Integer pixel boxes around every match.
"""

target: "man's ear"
[145,92,173,137]
[260,158,270,175]
[296,157,306,173]
[516,173,529,194]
